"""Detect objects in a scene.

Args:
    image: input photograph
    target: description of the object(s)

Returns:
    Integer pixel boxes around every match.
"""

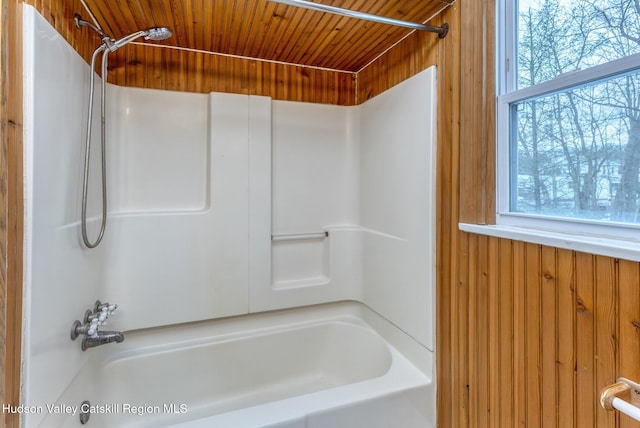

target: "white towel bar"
[271,231,329,241]
[612,397,640,422]
[600,378,640,422]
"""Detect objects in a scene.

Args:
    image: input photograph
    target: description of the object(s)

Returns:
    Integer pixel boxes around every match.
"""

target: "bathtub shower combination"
[21,4,437,428]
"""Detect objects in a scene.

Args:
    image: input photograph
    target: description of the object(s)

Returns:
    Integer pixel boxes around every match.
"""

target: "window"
[497,0,640,239]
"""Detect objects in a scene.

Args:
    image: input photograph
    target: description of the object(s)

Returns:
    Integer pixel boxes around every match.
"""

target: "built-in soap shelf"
[271,230,330,290]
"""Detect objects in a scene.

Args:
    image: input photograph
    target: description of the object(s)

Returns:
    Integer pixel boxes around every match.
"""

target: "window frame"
[495,0,640,243]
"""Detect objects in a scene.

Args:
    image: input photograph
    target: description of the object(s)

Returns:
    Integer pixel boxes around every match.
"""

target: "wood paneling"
[0,0,8,415]
[458,0,495,224]
[437,2,639,428]
[444,236,640,428]
[1,0,23,425]
[81,0,454,72]
[106,44,356,105]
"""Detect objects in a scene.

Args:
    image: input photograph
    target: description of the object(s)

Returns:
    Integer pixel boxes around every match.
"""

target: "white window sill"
[459,223,640,262]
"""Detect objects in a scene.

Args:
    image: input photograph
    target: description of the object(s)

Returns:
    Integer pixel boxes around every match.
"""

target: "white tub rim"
[98,300,433,375]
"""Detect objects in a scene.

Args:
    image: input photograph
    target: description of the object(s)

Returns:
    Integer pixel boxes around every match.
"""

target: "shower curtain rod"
[267,0,449,38]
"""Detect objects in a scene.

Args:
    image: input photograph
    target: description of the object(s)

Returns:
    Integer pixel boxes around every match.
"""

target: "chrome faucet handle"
[72,307,106,340]
[70,320,85,340]
[93,300,103,313]
[70,317,99,340]
[83,309,95,324]
[94,301,117,316]
[87,318,100,337]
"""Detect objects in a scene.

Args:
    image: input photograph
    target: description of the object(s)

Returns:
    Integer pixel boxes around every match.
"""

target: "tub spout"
[71,300,124,351]
[81,331,124,351]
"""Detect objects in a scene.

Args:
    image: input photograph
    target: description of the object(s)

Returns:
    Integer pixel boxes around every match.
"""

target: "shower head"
[75,13,172,48]
[109,27,173,51]
[145,27,172,41]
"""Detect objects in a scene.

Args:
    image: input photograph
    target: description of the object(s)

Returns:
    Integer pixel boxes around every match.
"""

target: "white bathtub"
[41,302,434,428]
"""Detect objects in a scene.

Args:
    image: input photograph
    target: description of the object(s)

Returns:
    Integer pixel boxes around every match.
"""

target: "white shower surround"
[22,4,436,427]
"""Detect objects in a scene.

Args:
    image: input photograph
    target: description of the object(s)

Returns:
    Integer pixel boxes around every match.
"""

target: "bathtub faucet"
[80,330,125,351]
[71,300,125,351]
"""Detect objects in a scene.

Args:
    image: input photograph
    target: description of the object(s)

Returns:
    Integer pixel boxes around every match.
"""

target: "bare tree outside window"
[512,0,640,224]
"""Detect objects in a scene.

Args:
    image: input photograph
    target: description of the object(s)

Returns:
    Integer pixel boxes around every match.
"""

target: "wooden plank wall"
[453,237,640,428]
[444,2,640,428]
[1,0,23,425]
[458,0,495,224]
[106,45,356,105]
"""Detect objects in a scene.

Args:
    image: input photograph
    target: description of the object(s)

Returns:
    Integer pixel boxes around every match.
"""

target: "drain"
[79,400,91,424]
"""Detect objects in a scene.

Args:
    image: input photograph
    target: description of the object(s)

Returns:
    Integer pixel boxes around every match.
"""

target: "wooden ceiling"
[81,0,455,72]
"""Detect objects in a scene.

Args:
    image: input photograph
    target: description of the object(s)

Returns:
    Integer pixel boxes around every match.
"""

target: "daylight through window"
[498,0,640,231]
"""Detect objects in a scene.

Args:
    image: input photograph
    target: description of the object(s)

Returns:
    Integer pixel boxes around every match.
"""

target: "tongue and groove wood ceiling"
[81,0,454,72]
